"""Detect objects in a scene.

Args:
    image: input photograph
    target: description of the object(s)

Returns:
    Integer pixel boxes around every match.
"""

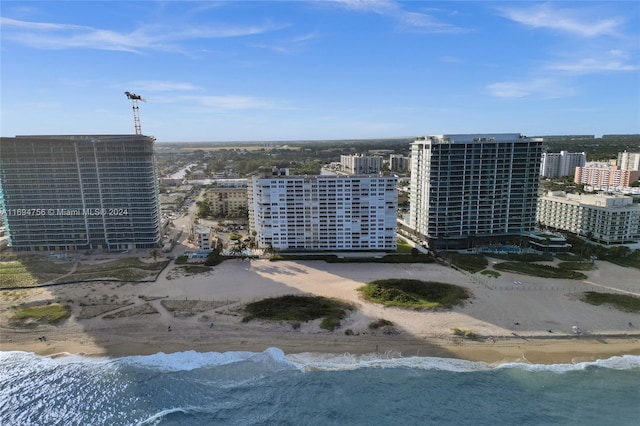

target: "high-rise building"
[340,154,383,174]
[0,135,161,251]
[540,151,586,178]
[409,133,543,250]
[248,171,397,251]
[537,191,640,244]
[389,154,410,173]
[617,151,640,171]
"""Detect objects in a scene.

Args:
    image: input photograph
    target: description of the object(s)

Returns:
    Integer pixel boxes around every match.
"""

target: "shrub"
[369,318,394,329]
[358,279,470,310]
[243,295,353,331]
[581,291,640,313]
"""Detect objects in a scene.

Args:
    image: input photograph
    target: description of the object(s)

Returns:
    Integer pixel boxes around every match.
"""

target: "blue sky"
[1,1,639,142]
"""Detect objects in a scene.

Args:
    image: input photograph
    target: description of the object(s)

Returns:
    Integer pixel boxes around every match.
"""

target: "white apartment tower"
[409,133,543,250]
[540,151,586,178]
[249,173,397,251]
[340,154,383,174]
[617,151,640,171]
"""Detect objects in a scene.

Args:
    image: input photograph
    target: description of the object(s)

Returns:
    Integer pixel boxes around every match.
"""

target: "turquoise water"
[1,349,639,425]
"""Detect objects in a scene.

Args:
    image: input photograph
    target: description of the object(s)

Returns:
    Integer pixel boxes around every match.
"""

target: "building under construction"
[0,134,161,251]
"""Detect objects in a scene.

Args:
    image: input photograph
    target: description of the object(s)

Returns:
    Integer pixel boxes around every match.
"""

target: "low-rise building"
[537,191,640,244]
[205,187,248,218]
[194,226,215,251]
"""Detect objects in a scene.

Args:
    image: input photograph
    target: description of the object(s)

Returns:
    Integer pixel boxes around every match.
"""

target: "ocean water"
[1,349,639,426]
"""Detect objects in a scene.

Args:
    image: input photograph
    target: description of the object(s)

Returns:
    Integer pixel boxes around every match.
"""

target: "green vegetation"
[493,262,587,279]
[0,259,72,288]
[368,318,394,329]
[175,255,189,265]
[440,253,487,273]
[56,258,168,283]
[242,295,353,331]
[196,200,211,218]
[396,241,414,254]
[555,253,584,261]
[12,303,71,324]
[557,261,594,271]
[581,291,640,313]
[451,328,479,339]
[480,270,500,278]
[358,279,470,310]
[486,253,553,262]
[0,261,40,287]
[566,235,640,269]
[269,253,434,264]
[180,265,212,275]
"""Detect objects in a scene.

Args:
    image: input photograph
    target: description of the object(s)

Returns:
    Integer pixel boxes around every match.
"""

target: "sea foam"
[2,350,639,375]
[115,347,293,372]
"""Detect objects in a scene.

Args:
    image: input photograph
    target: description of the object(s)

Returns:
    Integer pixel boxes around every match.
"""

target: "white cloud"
[486,79,575,99]
[333,0,467,33]
[549,58,637,73]
[0,17,283,53]
[440,55,462,63]
[183,95,290,111]
[250,32,321,54]
[123,81,202,92]
[333,0,397,14]
[498,4,620,37]
[547,50,638,74]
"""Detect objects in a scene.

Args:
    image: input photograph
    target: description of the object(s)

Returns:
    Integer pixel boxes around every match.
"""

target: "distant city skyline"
[1,1,639,142]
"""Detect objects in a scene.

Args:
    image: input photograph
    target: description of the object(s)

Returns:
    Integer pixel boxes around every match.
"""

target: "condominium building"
[617,151,640,171]
[248,172,397,251]
[574,163,639,187]
[340,154,383,175]
[0,135,161,251]
[537,191,640,244]
[389,154,410,173]
[205,187,248,218]
[540,151,586,178]
[409,133,543,249]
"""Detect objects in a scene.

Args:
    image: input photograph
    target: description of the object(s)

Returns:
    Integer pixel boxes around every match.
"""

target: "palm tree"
[150,248,160,262]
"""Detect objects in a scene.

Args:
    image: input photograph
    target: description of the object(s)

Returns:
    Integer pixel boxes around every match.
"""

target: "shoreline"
[2,259,640,365]
[3,319,640,365]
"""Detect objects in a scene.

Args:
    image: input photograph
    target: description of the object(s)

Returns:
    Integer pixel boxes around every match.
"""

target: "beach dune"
[1,259,639,364]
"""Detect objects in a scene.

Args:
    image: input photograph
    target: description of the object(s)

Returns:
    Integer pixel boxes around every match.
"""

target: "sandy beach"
[2,258,639,364]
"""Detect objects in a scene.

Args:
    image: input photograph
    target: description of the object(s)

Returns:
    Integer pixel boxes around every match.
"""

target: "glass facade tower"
[409,133,543,250]
[0,135,161,251]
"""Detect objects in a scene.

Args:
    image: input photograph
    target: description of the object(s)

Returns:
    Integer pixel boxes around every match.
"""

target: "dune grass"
[358,279,470,310]
[441,253,488,273]
[493,261,587,279]
[242,295,353,331]
[0,259,72,288]
[581,292,640,313]
[12,303,71,324]
[557,261,594,271]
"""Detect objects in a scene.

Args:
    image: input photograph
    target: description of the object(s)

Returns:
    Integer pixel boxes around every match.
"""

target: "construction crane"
[124,91,146,135]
